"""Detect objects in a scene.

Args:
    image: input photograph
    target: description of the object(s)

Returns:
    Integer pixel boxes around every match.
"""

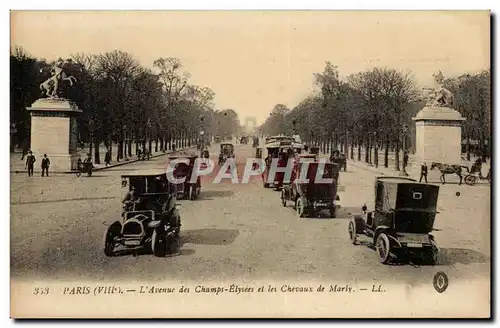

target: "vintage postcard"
[10,10,491,318]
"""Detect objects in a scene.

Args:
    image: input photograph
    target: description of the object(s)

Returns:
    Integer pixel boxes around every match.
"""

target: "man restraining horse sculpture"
[40,59,77,99]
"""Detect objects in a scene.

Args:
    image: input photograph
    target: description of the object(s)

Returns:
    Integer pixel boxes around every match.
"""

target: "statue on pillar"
[39,58,78,99]
[431,71,455,108]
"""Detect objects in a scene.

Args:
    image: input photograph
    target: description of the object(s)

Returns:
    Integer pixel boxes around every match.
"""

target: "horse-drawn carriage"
[349,176,440,264]
[464,158,491,186]
[103,171,181,257]
[281,160,341,218]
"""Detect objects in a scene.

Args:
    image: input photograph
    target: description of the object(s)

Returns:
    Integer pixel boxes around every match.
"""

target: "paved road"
[11,142,490,287]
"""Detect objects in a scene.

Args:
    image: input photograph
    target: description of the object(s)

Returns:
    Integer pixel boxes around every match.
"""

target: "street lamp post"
[88,117,95,161]
[399,124,409,176]
[199,114,205,154]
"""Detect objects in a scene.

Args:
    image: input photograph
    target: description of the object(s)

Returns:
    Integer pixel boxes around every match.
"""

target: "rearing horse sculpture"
[39,59,77,98]
[430,162,469,185]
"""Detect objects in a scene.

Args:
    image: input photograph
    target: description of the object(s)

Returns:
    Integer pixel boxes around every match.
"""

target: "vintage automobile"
[281,160,341,218]
[75,160,93,177]
[214,136,221,143]
[309,146,320,156]
[330,151,347,172]
[167,155,202,200]
[104,171,181,257]
[252,136,260,147]
[348,176,440,264]
[218,143,235,165]
[240,136,249,145]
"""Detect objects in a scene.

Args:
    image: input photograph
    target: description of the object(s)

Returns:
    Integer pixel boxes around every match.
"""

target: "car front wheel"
[376,233,391,264]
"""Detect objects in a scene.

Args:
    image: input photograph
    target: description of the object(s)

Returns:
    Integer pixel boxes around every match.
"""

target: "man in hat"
[25,151,36,177]
[41,154,50,177]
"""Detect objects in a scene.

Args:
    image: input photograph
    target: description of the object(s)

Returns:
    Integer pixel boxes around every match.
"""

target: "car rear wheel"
[296,197,306,218]
[281,190,287,207]
[348,221,357,245]
[376,233,391,264]
[152,227,167,257]
[329,206,337,218]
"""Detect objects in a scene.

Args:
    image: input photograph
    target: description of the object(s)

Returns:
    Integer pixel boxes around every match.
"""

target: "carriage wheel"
[296,197,306,218]
[464,175,477,186]
[348,221,357,245]
[376,233,391,264]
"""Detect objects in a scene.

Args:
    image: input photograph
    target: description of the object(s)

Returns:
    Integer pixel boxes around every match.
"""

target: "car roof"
[376,176,418,184]
[121,170,167,178]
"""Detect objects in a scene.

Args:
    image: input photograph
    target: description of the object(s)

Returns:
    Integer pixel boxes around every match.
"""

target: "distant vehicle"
[349,176,440,265]
[252,136,259,147]
[167,155,202,200]
[281,160,341,218]
[104,171,181,257]
[219,143,235,165]
[240,136,249,144]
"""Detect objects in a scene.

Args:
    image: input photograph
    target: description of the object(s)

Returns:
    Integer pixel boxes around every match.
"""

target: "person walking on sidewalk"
[41,154,50,177]
[25,151,36,177]
[419,162,428,183]
[104,151,111,167]
[403,151,409,169]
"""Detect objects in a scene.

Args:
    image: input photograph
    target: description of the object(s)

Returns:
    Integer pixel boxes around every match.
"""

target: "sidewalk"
[11,145,197,174]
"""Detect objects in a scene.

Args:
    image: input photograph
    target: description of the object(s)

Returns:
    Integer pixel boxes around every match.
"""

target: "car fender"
[351,215,365,234]
[148,220,161,228]
[373,226,401,247]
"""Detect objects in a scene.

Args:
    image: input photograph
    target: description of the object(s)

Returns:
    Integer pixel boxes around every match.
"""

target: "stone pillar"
[412,106,465,166]
[27,98,83,172]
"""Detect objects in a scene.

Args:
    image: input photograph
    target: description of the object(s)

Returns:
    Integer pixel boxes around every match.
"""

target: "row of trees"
[260,62,491,169]
[10,46,241,163]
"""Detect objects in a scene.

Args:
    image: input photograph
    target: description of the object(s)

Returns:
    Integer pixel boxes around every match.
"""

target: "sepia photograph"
[9,10,491,318]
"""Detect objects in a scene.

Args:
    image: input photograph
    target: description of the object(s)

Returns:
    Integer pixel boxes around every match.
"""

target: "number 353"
[33,287,50,295]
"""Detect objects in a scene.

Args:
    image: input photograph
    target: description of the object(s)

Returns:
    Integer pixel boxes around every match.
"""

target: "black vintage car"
[281,160,341,218]
[218,143,235,165]
[103,171,181,257]
[349,177,440,264]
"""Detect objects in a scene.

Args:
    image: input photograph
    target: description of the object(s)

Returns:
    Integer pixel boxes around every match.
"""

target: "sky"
[11,11,490,125]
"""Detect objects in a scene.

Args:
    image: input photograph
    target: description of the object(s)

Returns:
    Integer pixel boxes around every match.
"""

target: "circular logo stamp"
[433,272,449,293]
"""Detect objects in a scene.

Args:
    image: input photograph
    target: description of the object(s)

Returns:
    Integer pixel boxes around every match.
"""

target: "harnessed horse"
[430,162,469,185]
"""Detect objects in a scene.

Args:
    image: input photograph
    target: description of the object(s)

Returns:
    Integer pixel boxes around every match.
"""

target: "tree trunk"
[350,136,354,160]
[364,135,369,163]
[148,139,152,153]
[374,136,379,168]
[384,135,389,168]
[395,137,400,171]
[108,138,113,162]
[128,139,132,157]
[155,137,159,152]
[94,139,101,164]
[357,137,362,161]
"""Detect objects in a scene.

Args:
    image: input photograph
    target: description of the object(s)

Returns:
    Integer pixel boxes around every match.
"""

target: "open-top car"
[104,171,181,257]
[281,160,341,218]
[168,155,202,200]
[218,143,235,165]
[348,176,440,265]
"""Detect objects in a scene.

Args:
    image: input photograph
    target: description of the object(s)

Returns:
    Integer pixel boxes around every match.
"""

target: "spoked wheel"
[348,221,357,245]
[296,197,306,218]
[281,190,287,207]
[464,175,477,186]
[376,233,391,264]
[151,227,167,257]
[103,222,121,257]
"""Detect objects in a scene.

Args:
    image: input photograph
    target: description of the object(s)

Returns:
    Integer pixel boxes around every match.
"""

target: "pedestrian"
[25,151,36,177]
[20,139,29,160]
[104,151,111,167]
[403,151,409,169]
[41,154,50,177]
[420,162,428,183]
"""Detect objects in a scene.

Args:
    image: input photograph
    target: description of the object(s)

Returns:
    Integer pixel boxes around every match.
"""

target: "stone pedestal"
[412,106,465,165]
[27,98,82,172]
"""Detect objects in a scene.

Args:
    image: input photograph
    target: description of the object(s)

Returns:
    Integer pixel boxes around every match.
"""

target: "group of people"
[23,151,51,177]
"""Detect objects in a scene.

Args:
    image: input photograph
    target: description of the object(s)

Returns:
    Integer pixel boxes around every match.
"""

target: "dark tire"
[87,170,92,177]
[263,182,270,188]
[296,197,306,218]
[376,233,391,264]
[151,227,167,257]
[103,222,121,257]
[464,175,477,186]
[348,221,357,245]
[76,171,81,177]
[281,190,287,207]
[188,186,195,201]
[329,206,337,218]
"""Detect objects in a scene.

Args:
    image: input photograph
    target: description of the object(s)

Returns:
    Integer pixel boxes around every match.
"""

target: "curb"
[12,147,196,174]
